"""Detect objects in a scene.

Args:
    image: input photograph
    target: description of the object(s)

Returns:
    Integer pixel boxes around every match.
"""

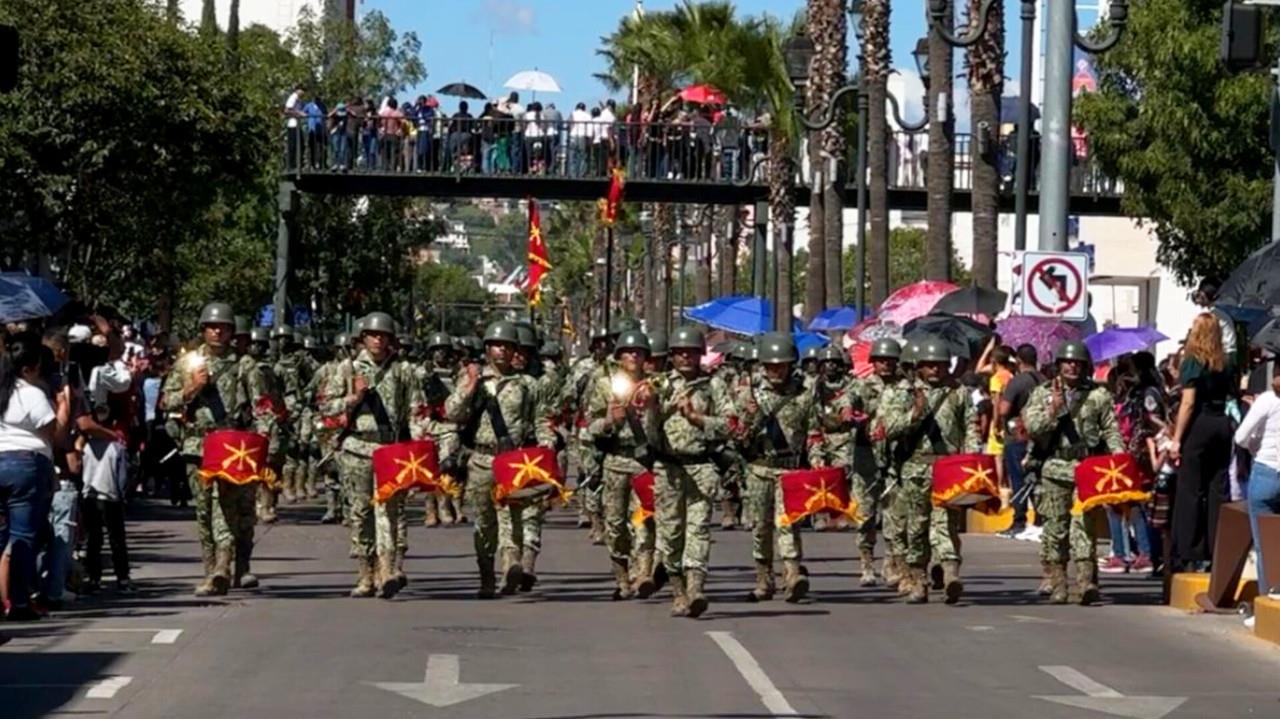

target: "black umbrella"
[999,96,1040,125]
[436,82,487,100]
[903,313,993,361]
[1251,316,1280,353]
[1217,240,1280,315]
[931,285,1008,318]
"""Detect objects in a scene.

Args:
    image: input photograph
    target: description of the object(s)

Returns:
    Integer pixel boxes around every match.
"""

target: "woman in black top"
[1170,313,1236,571]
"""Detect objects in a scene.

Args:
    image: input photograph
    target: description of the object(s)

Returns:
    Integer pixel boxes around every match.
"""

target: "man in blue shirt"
[303,97,326,168]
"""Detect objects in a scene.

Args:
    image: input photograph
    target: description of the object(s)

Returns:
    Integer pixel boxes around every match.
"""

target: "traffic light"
[1221,1,1266,70]
[0,24,16,94]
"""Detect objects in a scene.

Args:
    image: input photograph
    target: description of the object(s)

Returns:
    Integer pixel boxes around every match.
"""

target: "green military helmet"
[819,345,847,365]
[614,329,651,356]
[303,335,320,350]
[333,332,350,349]
[730,341,751,361]
[198,302,235,327]
[648,331,669,357]
[802,345,821,362]
[249,327,270,343]
[669,325,706,351]
[483,320,520,345]
[233,315,251,337]
[272,324,295,341]
[539,340,563,359]
[757,332,797,364]
[609,317,641,336]
[426,332,452,351]
[398,333,415,349]
[749,344,760,362]
[916,339,951,364]
[1055,340,1093,364]
[362,312,396,335]
[461,335,483,354]
[870,337,902,360]
[514,322,537,349]
[901,341,921,365]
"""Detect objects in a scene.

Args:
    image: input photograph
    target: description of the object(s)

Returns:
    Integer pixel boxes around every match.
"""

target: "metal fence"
[282,118,1122,197]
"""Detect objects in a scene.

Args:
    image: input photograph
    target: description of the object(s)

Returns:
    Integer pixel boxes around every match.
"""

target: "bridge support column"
[275,182,297,330]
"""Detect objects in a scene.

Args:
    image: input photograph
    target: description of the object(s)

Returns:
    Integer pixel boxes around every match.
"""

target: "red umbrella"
[679,84,727,105]
[877,281,960,326]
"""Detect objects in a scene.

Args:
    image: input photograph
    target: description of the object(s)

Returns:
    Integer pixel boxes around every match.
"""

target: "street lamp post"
[1014,0,1036,252]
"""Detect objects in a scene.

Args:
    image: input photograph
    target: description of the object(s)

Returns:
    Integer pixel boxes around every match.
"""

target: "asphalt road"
[3,499,1279,719]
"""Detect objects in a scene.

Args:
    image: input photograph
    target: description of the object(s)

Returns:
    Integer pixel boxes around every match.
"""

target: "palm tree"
[227,0,242,68]
[166,0,180,23]
[925,1,955,281]
[966,0,1003,289]
[200,0,217,36]
[807,0,847,315]
[862,0,891,303]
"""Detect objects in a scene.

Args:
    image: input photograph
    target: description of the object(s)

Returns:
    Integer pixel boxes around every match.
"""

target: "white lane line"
[1038,666,1123,698]
[1010,614,1056,624]
[151,629,183,644]
[967,625,995,632]
[706,631,799,717]
[85,676,133,699]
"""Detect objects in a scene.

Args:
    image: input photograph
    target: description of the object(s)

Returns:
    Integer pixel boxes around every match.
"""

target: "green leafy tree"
[1075,0,1272,283]
[414,261,493,337]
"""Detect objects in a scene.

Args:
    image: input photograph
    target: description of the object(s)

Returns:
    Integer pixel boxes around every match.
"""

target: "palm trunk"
[719,206,740,296]
[227,0,241,68]
[166,0,180,23]
[805,142,826,321]
[200,0,217,36]
[652,204,673,333]
[925,1,955,281]
[968,0,1004,289]
[769,133,796,331]
[863,0,891,303]
[823,172,844,308]
[813,0,848,310]
[593,223,608,330]
[694,208,713,305]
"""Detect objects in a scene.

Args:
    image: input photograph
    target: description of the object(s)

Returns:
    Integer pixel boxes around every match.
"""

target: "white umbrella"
[504,69,561,94]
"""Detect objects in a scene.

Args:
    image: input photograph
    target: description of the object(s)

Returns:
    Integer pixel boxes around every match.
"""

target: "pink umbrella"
[877,281,960,326]
[996,315,1081,362]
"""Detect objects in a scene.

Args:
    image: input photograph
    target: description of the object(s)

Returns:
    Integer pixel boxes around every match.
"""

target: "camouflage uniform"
[422,360,463,526]
[878,362,981,603]
[274,341,315,502]
[161,328,261,597]
[565,353,608,541]
[308,351,346,524]
[446,323,552,598]
[808,354,856,535]
[852,371,903,583]
[319,338,427,599]
[240,338,286,526]
[1022,342,1123,604]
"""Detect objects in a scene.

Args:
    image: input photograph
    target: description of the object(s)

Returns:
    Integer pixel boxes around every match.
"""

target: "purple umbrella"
[996,315,1080,361]
[1084,327,1168,363]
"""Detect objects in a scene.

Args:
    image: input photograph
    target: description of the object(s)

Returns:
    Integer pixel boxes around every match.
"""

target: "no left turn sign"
[1019,251,1090,321]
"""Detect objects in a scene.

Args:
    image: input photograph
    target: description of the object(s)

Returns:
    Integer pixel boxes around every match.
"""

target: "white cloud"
[475,0,537,36]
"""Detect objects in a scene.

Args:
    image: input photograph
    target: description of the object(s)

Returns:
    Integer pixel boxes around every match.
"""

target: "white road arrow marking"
[367,654,518,708]
[85,676,132,699]
[1034,665,1187,719]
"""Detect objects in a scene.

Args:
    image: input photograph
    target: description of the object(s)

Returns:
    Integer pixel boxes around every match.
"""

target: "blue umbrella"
[807,306,872,332]
[793,331,830,354]
[0,273,69,323]
[684,295,774,335]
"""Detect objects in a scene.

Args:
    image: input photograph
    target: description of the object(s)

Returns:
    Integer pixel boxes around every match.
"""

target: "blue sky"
[363,1,1086,109]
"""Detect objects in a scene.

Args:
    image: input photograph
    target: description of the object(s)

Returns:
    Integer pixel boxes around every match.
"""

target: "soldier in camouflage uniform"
[319,312,427,599]
[564,329,613,542]
[312,333,349,524]
[446,321,554,598]
[273,326,313,504]
[1022,341,1123,605]
[585,328,661,600]
[161,302,266,596]
[807,346,856,534]
[733,332,834,603]
[653,326,730,618]
[878,340,981,604]
[715,343,750,530]
[422,332,463,527]
[851,338,905,587]
[244,328,285,526]
[644,332,669,375]
[800,345,821,387]
[298,334,327,499]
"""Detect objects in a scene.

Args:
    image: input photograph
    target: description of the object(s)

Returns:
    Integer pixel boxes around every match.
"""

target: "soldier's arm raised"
[876,387,917,441]
[318,361,352,419]
[585,378,615,437]
[1020,386,1056,438]
[443,363,480,423]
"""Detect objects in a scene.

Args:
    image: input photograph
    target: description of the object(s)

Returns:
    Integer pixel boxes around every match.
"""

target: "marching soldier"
[878,340,981,604]
[299,334,327,499]
[273,326,313,504]
[1022,341,1124,605]
[312,333,349,524]
[644,332,669,374]
[247,328,285,526]
[808,346,855,534]
[585,329,660,600]
[852,338,905,587]
[319,312,426,599]
[161,302,261,596]
[732,332,830,603]
[422,331,463,527]
[446,320,553,598]
[565,329,613,542]
[654,326,731,617]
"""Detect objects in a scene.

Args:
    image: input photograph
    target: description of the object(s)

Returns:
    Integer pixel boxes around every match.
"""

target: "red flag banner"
[524,199,551,306]
[630,470,655,527]
[931,453,1002,514]
[1073,453,1149,514]
[198,430,275,486]
[372,440,453,504]
[777,467,861,528]
[493,446,570,505]
[598,166,626,225]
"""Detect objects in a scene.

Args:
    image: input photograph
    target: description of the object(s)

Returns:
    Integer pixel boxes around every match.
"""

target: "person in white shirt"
[283,85,305,169]
[0,332,70,620]
[1235,368,1280,610]
[569,102,591,177]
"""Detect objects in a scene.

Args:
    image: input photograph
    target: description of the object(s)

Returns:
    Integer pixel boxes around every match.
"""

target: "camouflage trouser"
[427,432,466,521]
[655,461,719,574]
[498,499,545,554]
[1038,461,1097,564]
[465,451,499,563]
[746,463,802,563]
[187,463,256,554]
[889,465,932,569]
[337,449,402,559]
[602,454,646,561]
[929,506,963,564]
[282,427,305,490]
[631,491,656,559]
[850,450,883,553]
[576,433,604,516]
